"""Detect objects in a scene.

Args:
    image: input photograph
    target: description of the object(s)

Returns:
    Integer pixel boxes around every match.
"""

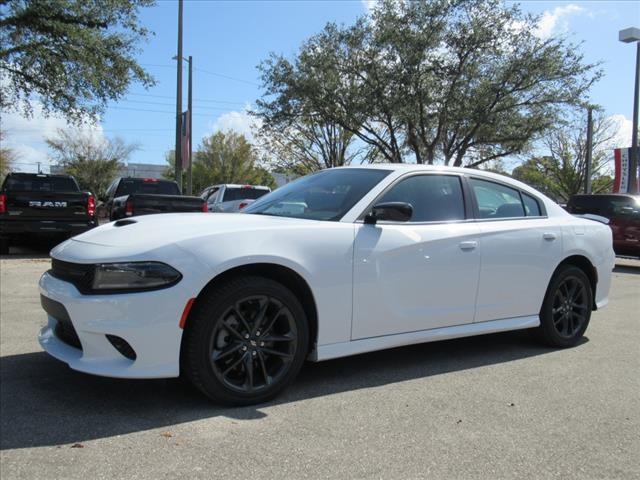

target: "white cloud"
[534,4,584,39]
[2,103,103,173]
[361,0,378,14]
[608,114,633,149]
[210,106,261,143]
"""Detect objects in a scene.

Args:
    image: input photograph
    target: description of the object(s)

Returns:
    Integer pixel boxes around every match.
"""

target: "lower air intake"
[105,335,137,361]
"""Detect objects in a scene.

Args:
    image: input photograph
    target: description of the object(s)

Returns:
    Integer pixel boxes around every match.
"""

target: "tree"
[0,130,17,182]
[165,130,276,194]
[256,0,600,167]
[0,0,155,121]
[256,117,373,175]
[512,111,617,201]
[47,128,138,198]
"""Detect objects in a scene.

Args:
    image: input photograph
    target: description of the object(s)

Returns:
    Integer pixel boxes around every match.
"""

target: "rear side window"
[522,193,542,217]
[377,174,465,222]
[470,178,525,219]
[223,187,270,202]
[4,175,79,192]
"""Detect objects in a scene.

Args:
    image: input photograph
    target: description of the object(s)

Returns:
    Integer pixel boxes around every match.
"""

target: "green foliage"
[0,130,17,183]
[47,128,137,198]
[0,0,155,121]
[165,130,276,195]
[256,0,601,167]
[512,111,617,201]
[256,118,372,175]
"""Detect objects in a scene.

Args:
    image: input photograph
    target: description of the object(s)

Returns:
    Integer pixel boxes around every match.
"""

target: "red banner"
[613,147,639,193]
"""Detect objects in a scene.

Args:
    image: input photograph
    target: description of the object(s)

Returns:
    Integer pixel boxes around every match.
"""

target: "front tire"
[535,265,593,348]
[182,276,309,406]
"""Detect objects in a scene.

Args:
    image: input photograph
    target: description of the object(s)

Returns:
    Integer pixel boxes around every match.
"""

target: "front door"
[352,174,481,340]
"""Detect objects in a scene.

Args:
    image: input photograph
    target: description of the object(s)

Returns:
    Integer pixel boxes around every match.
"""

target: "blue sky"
[4,0,640,173]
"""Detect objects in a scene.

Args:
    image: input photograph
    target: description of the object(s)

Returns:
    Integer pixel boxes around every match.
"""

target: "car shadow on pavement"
[0,330,583,450]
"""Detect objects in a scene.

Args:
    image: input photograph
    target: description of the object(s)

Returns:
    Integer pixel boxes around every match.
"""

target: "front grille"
[40,295,82,350]
[49,259,95,294]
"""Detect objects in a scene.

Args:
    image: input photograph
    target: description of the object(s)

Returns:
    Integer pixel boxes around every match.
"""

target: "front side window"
[470,178,525,219]
[376,174,466,222]
[244,168,391,221]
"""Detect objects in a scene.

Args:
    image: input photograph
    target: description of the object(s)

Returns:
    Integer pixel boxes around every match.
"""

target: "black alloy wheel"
[209,295,298,393]
[182,276,308,405]
[550,276,589,338]
[535,264,593,348]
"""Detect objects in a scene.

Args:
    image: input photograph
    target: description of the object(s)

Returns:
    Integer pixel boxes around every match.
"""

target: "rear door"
[468,177,562,322]
[352,173,481,339]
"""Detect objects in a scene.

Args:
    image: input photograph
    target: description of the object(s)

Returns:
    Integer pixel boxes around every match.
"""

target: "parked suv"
[0,173,97,254]
[566,193,640,257]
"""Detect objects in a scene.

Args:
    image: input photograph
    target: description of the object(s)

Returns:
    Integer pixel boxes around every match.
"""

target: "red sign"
[613,147,639,193]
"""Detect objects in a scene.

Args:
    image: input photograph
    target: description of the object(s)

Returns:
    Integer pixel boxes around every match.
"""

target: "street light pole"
[174,0,183,189]
[631,40,640,194]
[619,27,640,194]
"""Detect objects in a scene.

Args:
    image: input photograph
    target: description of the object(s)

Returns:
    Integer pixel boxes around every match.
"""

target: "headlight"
[92,262,182,292]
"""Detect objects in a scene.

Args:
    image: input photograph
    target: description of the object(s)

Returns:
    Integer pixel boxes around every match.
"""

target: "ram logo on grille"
[29,201,68,208]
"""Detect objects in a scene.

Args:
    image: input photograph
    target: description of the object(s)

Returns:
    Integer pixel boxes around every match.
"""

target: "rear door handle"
[459,241,478,251]
[543,232,557,241]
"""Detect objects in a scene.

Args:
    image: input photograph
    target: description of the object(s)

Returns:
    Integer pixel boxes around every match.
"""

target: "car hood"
[68,213,309,248]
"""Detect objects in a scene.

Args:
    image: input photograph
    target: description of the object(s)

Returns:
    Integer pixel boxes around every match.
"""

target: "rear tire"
[534,265,593,348]
[182,276,309,406]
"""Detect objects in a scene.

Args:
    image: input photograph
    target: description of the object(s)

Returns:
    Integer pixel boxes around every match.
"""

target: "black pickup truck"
[104,177,206,221]
[0,173,97,254]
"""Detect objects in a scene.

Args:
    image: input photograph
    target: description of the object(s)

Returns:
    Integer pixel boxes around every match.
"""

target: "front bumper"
[38,270,186,379]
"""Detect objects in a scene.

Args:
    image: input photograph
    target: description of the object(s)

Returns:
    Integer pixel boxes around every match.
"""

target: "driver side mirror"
[364,202,413,225]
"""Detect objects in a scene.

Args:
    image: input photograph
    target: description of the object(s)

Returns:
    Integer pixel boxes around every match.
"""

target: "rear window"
[222,187,270,202]
[116,179,180,196]
[3,175,79,192]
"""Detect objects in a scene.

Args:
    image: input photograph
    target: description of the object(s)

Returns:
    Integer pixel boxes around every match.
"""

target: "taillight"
[0,194,6,214]
[201,201,208,213]
[238,202,248,210]
[87,195,95,217]
[125,199,134,216]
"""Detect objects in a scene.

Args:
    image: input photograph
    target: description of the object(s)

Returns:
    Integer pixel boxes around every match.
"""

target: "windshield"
[243,168,391,221]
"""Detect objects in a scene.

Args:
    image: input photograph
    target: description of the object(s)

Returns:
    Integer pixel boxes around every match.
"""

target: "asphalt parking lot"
[1,243,639,480]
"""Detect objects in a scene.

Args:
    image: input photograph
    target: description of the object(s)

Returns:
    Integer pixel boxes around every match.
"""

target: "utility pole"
[36,162,41,174]
[174,0,183,189]
[584,106,593,194]
[187,55,193,195]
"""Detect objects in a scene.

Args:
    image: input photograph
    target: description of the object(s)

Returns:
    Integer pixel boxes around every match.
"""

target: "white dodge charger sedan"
[39,165,614,405]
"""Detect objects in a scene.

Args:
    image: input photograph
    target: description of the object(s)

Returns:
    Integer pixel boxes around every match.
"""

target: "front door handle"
[459,241,478,251]
[543,232,557,241]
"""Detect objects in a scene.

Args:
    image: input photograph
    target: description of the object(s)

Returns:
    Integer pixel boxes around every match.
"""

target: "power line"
[141,63,259,86]
[113,99,235,111]
[108,106,223,117]
[194,67,260,86]
[126,92,247,105]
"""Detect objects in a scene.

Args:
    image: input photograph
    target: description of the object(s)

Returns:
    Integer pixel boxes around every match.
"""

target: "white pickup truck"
[200,184,271,213]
